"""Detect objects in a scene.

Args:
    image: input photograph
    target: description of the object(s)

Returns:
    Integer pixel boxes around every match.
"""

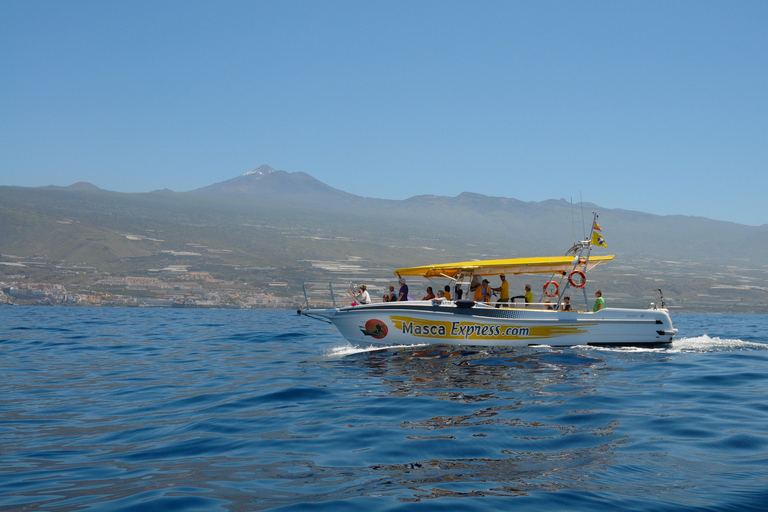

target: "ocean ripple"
[1,309,767,511]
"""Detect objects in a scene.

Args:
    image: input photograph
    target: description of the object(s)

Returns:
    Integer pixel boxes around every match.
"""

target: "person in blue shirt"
[398,277,409,301]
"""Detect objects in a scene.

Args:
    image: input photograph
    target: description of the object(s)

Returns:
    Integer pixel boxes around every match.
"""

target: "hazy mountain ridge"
[191,164,355,200]
[3,168,766,259]
[2,166,767,312]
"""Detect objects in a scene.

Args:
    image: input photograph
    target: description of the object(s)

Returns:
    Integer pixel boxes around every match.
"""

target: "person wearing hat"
[397,277,409,301]
[511,283,534,306]
[474,278,492,304]
[524,284,534,304]
[492,274,509,308]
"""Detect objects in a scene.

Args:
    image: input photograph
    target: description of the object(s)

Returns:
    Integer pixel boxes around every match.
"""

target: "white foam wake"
[582,334,766,354]
[666,334,766,353]
[322,343,427,358]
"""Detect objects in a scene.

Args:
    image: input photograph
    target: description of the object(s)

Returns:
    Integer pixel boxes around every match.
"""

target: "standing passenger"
[593,290,604,312]
[398,278,409,301]
[493,274,509,308]
[524,284,533,304]
[474,279,492,304]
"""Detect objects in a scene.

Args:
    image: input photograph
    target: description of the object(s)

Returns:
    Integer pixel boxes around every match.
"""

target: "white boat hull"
[302,301,677,347]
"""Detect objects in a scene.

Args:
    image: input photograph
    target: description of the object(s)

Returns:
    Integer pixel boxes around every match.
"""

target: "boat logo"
[360,319,388,339]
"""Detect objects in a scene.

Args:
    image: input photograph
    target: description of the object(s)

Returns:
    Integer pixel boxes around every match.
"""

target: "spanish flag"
[591,221,606,247]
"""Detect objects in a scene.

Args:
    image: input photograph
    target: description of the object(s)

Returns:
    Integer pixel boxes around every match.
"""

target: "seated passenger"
[561,295,572,311]
[421,287,436,301]
[349,284,371,305]
[443,285,452,301]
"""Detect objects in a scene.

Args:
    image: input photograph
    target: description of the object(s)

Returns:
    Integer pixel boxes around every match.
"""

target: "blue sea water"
[1,308,768,511]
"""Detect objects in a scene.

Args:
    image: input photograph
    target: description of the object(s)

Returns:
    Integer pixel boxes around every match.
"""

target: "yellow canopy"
[395,255,615,279]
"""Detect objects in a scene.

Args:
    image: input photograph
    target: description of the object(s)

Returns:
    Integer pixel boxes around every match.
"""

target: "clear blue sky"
[2,1,766,226]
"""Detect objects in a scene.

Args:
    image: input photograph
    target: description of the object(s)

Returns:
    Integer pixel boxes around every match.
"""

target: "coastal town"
[0,275,300,308]
[0,254,304,308]
[3,248,768,313]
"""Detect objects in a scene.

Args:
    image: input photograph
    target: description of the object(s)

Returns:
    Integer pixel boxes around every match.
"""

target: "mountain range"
[2,165,767,311]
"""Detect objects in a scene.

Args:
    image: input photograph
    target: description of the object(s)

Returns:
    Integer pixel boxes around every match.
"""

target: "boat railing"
[301,281,401,309]
[476,299,575,311]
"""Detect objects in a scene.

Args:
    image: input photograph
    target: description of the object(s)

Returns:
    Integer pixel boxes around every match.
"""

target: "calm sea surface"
[2,308,768,511]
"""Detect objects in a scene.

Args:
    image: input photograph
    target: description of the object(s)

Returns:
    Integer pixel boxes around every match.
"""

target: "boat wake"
[582,334,766,354]
[323,343,428,358]
[324,335,766,359]
[667,334,767,353]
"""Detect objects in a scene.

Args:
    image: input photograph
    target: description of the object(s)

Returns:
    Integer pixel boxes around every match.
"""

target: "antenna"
[570,197,576,245]
[580,191,586,240]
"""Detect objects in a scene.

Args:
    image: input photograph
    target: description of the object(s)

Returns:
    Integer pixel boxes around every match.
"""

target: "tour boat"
[299,217,677,347]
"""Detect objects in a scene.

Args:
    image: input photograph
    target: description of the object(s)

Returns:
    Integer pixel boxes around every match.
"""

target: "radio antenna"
[570,197,576,245]
[580,191,586,240]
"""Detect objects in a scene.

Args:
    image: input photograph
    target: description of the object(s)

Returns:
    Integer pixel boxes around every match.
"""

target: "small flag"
[591,230,607,248]
[592,221,603,233]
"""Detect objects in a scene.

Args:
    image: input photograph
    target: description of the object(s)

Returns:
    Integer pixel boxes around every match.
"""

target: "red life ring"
[568,270,586,288]
[543,280,559,297]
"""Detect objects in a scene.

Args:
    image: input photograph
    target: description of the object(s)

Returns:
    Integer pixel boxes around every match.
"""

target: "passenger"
[561,295,572,311]
[388,284,397,302]
[349,284,371,305]
[382,293,390,302]
[421,286,436,300]
[593,290,605,312]
[443,285,452,301]
[493,274,509,308]
[397,277,409,301]
[545,300,553,310]
[432,290,447,304]
[454,283,463,300]
[511,284,534,304]
[474,279,492,304]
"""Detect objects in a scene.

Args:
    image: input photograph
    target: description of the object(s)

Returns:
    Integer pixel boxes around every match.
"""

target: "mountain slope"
[191,164,354,201]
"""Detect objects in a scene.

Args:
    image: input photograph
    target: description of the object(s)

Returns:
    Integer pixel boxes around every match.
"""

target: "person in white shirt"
[349,284,371,305]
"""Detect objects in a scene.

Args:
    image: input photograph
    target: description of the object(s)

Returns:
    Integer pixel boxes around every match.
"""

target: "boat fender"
[543,280,559,297]
[568,270,586,288]
[455,299,476,309]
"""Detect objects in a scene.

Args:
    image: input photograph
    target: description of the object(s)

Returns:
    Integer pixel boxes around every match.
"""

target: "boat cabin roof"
[395,255,615,279]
